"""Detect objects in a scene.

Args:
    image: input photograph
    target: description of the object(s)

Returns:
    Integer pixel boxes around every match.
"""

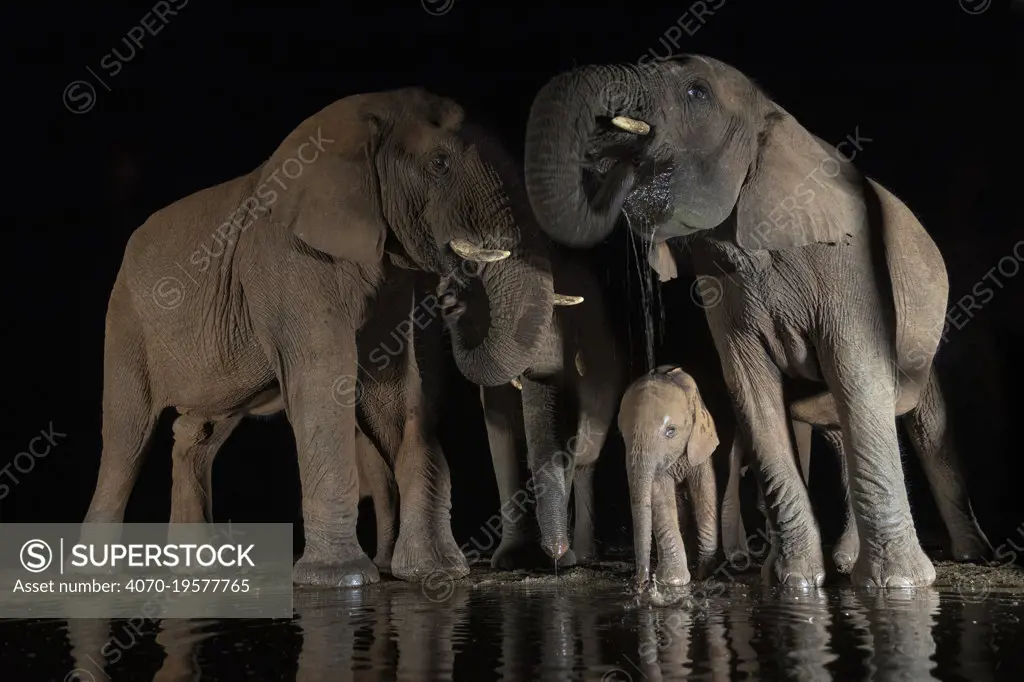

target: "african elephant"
[617,365,720,587]
[468,249,625,568]
[524,55,953,588]
[84,88,555,587]
[722,375,992,574]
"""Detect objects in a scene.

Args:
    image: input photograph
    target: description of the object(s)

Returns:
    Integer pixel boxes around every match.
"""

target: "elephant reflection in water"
[293,585,469,682]
[494,588,603,682]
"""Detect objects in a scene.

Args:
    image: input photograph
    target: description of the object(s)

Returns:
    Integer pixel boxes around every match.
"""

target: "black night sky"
[6,0,1024,564]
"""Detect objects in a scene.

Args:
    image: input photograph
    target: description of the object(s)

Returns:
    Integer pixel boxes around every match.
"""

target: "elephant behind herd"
[85,56,1003,589]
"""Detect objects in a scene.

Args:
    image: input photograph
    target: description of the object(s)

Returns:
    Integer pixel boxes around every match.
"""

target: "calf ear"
[735,109,865,251]
[265,106,388,264]
[686,387,719,467]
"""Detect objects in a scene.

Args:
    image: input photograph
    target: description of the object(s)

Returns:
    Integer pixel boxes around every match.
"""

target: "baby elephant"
[619,365,720,588]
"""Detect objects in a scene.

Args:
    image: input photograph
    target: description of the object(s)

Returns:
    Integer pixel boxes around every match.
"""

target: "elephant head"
[523,56,864,256]
[617,365,719,586]
[264,88,554,386]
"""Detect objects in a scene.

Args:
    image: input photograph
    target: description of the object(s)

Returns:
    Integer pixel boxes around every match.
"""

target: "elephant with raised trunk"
[524,55,955,588]
[85,88,554,587]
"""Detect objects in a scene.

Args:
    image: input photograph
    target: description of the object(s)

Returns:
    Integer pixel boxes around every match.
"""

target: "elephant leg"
[286,338,378,587]
[356,429,398,570]
[904,369,992,562]
[390,320,468,582]
[569,377,614,565]
[818,340,935,588]
[84,322,160,527]
[571,464,596,564]
[390,413,468,581]
[652,474,690,586]
[819,427,859,574]
[793,420,813,485]
[721,437,750,562]
[718,341,824,587]
[169,413,241,523]
[480,384,544,570]
[687,457,719,579]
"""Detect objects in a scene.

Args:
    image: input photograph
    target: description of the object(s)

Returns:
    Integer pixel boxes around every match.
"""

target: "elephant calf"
[618,365,721,588]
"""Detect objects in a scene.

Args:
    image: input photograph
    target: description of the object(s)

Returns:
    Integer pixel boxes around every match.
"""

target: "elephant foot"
[655,554,691,586]
[491,537,548,570]
[557,548,578,568]
[294,552,380,587]
[832,526,860,575]
[851,535,936,588]
[949,527,994,564]
[372,549,393,570]
[572,539,597,565]
[392,528,470,582]
[695,554,719,581]
[761,540,825,588]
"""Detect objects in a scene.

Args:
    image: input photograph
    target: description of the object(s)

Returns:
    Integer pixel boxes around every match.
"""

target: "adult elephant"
[465,249,625,568]
[524,56,950,588]
[85,88,554,586]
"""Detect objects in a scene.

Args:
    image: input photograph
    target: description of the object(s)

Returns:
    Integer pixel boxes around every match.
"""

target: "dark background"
[5,0,1024,564]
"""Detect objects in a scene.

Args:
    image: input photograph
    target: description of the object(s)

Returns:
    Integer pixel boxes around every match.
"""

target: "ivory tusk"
[449,239,511,262]
[610,116,651,135]
[511,377,523,391]
[553,294,584,306]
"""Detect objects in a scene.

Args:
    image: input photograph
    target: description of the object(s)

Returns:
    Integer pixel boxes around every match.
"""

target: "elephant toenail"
[783,574,810,588]
[885,576,913,589]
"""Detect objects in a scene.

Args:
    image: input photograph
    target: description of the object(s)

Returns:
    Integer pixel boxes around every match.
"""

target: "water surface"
[3,560,1023,681]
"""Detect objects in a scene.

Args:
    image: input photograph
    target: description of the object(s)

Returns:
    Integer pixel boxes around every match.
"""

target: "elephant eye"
[686,83,709,101]
[429,152,452,176]
[664,425,677,439]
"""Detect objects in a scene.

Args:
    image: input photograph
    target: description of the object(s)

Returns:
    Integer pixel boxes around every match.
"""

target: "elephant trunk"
[447,247,554,387]
[524,64,651,248]
[626,445,656,588]
[534,451,572,560]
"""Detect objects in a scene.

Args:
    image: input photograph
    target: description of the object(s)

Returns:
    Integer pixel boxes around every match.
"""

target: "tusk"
[511,377,523,391]
[449,239,511,262]
[611,116,650,135]
[574,351,585,377]
[553,294,584,306]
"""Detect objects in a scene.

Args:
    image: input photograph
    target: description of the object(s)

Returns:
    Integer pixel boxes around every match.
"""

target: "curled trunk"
[524,64,651,247]
[447,250,553,387]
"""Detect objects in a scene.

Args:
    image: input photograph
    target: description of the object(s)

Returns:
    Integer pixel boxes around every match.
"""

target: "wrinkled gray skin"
[85,88,554,587]
[464,250,625,568]
[618,365,720,587]
[170,409,397,567]
[722,377,993,573]
[525,55,953,588]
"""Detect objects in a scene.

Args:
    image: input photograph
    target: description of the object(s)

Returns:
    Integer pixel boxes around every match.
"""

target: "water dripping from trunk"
[624,212,664,372]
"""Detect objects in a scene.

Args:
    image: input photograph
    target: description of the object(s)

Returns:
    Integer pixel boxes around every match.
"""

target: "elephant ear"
[735,107,866,251]
[264,107,387,264]
[685,383,719,467]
